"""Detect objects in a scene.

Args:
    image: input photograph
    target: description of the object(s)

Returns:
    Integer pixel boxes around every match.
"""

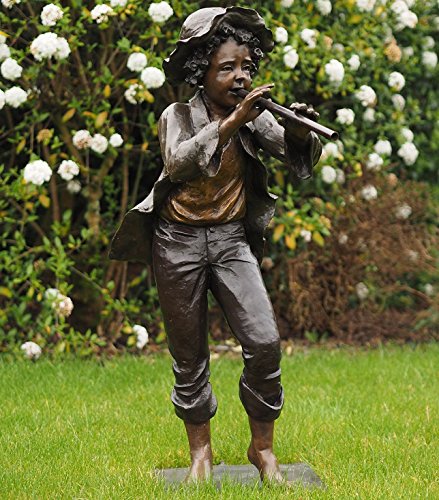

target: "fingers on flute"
[290,102,319,120]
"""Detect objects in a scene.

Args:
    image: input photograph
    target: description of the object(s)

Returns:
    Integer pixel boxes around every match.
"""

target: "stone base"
[156,463,324,489]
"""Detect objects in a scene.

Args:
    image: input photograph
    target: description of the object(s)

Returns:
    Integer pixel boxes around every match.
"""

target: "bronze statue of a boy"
[110,6,322,483]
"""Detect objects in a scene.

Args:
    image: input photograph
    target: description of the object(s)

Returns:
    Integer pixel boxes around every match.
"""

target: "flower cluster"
[44,288,74,317]
[23,160,52,186]
[40,4,64,26]
[148,1,173,23]
[57,160,79,181]
[391,1,418,32]
[325,59,345,86]
[1,57,22,80]
[30,32,71,61]
[283,46,299,69]
[72,129,124,154]
[355,85,377,107]
[133,324,149,349]
[0,86,28,108]
[21,341,42,360]
[91,4,114,24]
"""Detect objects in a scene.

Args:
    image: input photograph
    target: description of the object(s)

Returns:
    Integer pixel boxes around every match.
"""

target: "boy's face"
[202,37,253,112]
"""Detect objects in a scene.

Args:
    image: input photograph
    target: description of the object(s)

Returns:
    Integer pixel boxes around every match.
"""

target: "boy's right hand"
[231,84,274,127]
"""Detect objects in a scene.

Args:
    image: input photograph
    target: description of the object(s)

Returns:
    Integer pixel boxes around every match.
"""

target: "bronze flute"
[232,88,339,141]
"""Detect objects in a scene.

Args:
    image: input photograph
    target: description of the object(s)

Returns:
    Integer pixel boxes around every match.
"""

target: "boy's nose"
[234,69,249,83]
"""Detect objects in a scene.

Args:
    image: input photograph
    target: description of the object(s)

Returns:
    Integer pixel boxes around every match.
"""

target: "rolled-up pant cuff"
[239,373,284,421]
[172,386,218,423]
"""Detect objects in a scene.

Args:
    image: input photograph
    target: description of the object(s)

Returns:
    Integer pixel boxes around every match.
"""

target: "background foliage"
[1,0,438,357]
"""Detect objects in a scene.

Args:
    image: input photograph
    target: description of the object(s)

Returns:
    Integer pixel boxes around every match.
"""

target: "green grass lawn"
[1,344,438,499]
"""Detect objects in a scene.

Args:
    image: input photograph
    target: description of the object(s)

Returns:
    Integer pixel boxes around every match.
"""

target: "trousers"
[152,217,284,424]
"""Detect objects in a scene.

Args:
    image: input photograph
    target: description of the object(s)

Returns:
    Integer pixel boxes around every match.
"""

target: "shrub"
[0,0,438,356]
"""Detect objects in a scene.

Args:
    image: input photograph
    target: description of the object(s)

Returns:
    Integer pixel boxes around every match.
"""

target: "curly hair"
[183,23,264,86]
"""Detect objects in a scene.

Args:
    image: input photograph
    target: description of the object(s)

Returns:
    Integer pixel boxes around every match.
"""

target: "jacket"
[109,90,322,264]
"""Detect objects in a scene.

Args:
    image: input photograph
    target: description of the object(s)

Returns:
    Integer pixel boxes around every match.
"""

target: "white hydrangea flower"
[124,83,144,104]
[355,282,369,300]
[109,133,123,147]
[338,233,348,245]
[300,28,317,48]
[1,0,21,8]
[0,89,4,110]
[127,52,147,72]
[148,1,173,23]
[361,185,378,200]
[55,295,74,317]
[391,0,408,14]
[275,27,289,45]
[395,10,418,31]
[110,0,127,6]
[41,4,64,26]
[401,46,413,59]
[397,142,418,165]
[336,108,355,125]
[388,71,405,91]
[356,0,376,12]
[4,86,27,108]
[21,341,42,360]
[336,168,346,184]
[23,160,52,186]
[347,54,360,71]
[333,43,344,53]
[283,46,299,69]
[391,94,405,110]
[30,32,70,61]
[67,179,81,193]
[300,229,312,242]
[422,51,437,69]
[133,324,149,349]
[0,35,5,44]
[91,4,114,24]
[320,141,340,161]
[281,0,294,6]
[374,139,392,156]
[1,57,23,80]
[366,153,384,171]
[30,32,58,60]
[325,59,344,85]
[0,43,11,62]
[395,203,412,219]
[140,67,165,89]
[423,36,435,50]
[355,85,377,107]
[316,0,332,15]
[363,108,376,122]
[424,284,434,297]
[73,130,92,149]
[90,133,108,154]
[401,127,414,142]
[55,37,71,60]
[321,165,337,183]
[57,160,79,181]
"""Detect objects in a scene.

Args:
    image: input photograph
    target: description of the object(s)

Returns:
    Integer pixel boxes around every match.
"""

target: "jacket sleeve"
[250,110,322,179]
[158,103,222,183]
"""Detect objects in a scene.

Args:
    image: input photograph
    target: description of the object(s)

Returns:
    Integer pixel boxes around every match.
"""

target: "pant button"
[209,227,215,233]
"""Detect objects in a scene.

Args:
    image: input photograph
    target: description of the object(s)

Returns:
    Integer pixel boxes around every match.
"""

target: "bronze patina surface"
[109,6,322,485]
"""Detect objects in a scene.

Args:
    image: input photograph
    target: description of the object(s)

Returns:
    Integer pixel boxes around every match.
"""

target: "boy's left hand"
[281,103,320,141]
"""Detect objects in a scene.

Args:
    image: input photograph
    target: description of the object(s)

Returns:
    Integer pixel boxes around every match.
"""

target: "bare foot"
[184,456,213,483]
[247,441,284,483]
